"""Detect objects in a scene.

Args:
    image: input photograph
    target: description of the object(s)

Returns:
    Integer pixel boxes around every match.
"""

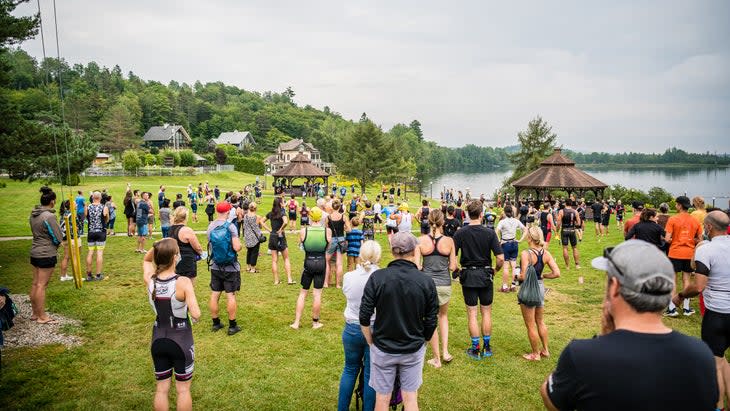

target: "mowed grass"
[0,201,705,411]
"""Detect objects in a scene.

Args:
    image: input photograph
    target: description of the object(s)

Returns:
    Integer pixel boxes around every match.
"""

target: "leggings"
[246,243,260,266]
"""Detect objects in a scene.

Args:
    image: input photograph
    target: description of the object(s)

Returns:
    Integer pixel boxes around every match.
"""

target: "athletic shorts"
[87,231,107,250]
[137,223,149,237]
[30,256,57,268]
[702,309,730,357]
[386,225,398,234]
[561,229,578,247]
[369,344,426,394]
[540,226,549,241]
[288,211,297,221]
[436,286,452,305]
[375,215,382,223]
[151,338,194,381]
[593,216,601,223]
[670,258,693,273]
[301,255,326,290]
[462,285,494,307]
[617,215,624,222]
[502,240,518,261]
[327,237,346,255]
[210,269,241,293]
[300,217,309,226]
[601,217,610,226]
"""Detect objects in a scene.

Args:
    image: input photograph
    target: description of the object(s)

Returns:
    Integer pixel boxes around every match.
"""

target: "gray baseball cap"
[591,240,675,293]
[390,231,418,255]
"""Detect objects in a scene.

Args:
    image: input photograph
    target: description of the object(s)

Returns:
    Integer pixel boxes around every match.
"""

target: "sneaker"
[499,286,509,293]
[663,308,679,317]
[683,308,695,316]
[481,345,493,358]
[211,323,225,332]
[95,274,104,281]
[575,265,581,270]
[85,274,94,282]
[228,325,241,336]
[466,347,482,360]
[60,275,73,282]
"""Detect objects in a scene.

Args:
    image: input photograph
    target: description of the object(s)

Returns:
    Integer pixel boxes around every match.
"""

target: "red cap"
[216,202,232,213]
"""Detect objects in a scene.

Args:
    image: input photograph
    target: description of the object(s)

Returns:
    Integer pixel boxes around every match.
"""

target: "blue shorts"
[502,240,518,261]
[137,224,149,237]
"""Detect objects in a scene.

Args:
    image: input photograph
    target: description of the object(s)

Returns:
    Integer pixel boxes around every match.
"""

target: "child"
[360,200,376,240]
[345,217,364,272]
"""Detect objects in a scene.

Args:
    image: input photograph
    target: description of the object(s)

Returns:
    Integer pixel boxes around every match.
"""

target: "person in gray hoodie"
[30,186,63,324]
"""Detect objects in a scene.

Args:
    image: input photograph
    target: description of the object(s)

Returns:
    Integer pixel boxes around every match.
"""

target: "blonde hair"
[173,206,188,224]
[692,196,705,210]
[359,240,382,272]
[248,201,257,211]
[527,226,545,247]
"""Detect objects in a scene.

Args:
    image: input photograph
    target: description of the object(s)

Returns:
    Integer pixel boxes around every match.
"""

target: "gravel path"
[3,294,81,348]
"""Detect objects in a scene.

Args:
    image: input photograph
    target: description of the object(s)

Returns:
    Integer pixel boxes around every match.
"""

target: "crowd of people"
[25,182,730,410]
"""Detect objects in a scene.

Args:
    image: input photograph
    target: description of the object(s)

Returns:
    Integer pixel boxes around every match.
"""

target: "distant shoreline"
[578,163,730,169]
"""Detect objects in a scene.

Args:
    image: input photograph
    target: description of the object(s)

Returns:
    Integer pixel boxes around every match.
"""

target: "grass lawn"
[0,202,704,410]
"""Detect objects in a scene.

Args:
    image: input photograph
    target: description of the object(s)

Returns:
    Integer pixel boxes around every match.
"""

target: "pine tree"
[338,120,397,194]
[506,116,557,183]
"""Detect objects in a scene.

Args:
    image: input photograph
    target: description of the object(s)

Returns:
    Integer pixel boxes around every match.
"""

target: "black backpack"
[0,288,17,333]
[354,364,402,410]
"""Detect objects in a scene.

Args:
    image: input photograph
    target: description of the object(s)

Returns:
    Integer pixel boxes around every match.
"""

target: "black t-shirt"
[266,210,285,233]
[453,225,502,268]
[172,200,185,209]
[625,221,665,248]
[590,202,603,219]
[547,330,717,411]
[443,217,460,237]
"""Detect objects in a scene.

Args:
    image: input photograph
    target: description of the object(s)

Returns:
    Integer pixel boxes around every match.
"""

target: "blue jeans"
[161,225,170,238]
[337,322,374,411]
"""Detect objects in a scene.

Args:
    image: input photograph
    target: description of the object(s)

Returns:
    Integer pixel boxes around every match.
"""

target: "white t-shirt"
[695,235,730,314]
[496,217,525,241]
[398,212,412,232]
[373,203,382,214]
[343,265,379,324]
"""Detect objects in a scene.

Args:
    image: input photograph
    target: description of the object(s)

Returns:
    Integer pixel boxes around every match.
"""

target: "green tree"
[178,149,195,167]
[506,116,557,183]
[647,186,673,207]
[122,150,141,171]
[98,94,142,152]
[409,120,423,141]
[338,120,397,193]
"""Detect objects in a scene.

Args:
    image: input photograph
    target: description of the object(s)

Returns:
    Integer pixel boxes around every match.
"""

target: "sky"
[13,0,730,153]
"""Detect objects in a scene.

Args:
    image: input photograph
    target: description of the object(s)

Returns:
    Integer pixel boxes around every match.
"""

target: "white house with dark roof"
[211,130,255,151]
[142,124,191,149]
[264,139,335,174]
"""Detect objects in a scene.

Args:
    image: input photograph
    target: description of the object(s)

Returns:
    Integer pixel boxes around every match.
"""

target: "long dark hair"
[271,197,283,218]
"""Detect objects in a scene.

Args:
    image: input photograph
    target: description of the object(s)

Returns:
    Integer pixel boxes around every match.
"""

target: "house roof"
[193,154,207,162]
[95,153,111,159]
[264,154,278,163]
[512,149,607,189]
[142,125,191,142]
[278,139,317,152]
[272,153,329,177]
[212,130,255,146]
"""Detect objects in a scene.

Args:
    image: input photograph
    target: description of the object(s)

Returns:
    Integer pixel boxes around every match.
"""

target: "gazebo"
[272,152,329,195]
[512,148,608,200]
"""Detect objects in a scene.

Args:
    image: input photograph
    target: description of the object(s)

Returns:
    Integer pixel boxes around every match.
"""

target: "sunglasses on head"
[603,247,626,277]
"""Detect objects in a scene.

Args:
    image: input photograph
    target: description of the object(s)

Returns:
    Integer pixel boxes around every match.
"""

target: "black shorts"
[593,216,601,223]
[462,286,494,307]
[349,212,358,220]
[301,255,326,290]
[268,235,287,251]
[702,309,730,357]
[601,217,610,226]
[30,256,57,268]
[288,212,297,221]
[670,258,693,273]
[561,229,577,247]
[151,338,193,381]
[210,269,241,293]
[386,225,398,234]
[374,215,382,223]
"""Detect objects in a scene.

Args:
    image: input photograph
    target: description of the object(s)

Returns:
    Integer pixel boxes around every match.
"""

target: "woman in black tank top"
[517,226,561,361]
[168,208,204,279]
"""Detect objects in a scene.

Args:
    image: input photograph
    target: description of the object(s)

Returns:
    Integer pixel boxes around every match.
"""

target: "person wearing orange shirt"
[623,201,644,236]
[664,196,703,317]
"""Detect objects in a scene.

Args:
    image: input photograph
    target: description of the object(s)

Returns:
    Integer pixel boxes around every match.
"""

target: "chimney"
[163,123,169,129]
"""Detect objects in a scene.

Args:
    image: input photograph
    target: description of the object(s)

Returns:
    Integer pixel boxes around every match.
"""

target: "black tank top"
[539,211,549,228]
[561,209,576,229]
[329,215,345,237]
[421,207,430,222]
[169,224,197,276]
[530,248,545,279]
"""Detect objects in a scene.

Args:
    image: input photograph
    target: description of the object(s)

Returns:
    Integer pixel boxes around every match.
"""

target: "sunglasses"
[603,247,626,277]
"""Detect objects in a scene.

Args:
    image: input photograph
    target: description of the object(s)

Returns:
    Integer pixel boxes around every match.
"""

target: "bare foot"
[36,317,57,324]
[540,350,550,358]
[522,353,541,361]
[29,316,38,321]
[289,323,300,330]
[427,358,442,368]
[312,322,323,329]
[442,353,454,363]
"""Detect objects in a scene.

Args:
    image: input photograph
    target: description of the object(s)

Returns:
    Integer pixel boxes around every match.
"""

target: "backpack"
[350,200,358,213]
[517,262,543,307]
[208,222,237,267]
[289,200,296,211]
[0,288,17,333]
[355,363,403,411]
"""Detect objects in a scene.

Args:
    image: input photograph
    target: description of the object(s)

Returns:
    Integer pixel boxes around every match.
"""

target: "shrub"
[215,147,227,165]
[647,186,673,208]
[62,173,81,186]
[144,153,157,166]
[179,150,196,167]
[160,150,181,167]
[150,147,159,155]
[228,156,265,175]
[122,150,142,172]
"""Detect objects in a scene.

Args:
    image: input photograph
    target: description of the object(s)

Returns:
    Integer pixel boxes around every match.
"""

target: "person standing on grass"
[443,205,460,238]
[136,192,152,253]
[518,226,560,361]
[172,193,185,210]
[207,202,242,336]
[575,199,586,242]
[556,199,582,270]
[30,187,63,324]
[204,192,216,223]
[159,199,172,238]
[540,240,717,410]
[373,197,383,235]
[143,238,201,411]
[691,196,708,225]
[287,194,299,232]
[242,202,265,273]
[624,208,665,249]
[189,190,199,223]
[75,190,86,236]
[495,205,526,292]
[85,191,109,282]
[590,199,603,238]
[359,200,376,241]
[359,232,438,411]
[338,240,381,411]
[262,197,293,285]
[416,200,431,235]
[58,200,79,282]
[124,187,136,236]
[157,186,166,209]
[672,210,730,410]
[600,200,611,239]
[453,200,504,359]
[169,207,204,282]
[346,217,365,272]
[615,200,625,231]
[325,199,349,288]
[105,196,117,236]
[664,196,704,317]
[416,209,457,368]
[291,207,331,330]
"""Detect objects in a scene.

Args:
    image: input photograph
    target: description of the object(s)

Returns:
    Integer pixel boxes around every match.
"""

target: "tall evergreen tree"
[339,120,397,194]
[506,116,557,183]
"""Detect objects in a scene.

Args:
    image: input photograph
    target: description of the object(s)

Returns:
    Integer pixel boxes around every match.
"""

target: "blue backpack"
[208,222,237,266]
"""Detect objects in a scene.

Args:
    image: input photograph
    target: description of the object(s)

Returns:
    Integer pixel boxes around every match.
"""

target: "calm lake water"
[429,167,730,202]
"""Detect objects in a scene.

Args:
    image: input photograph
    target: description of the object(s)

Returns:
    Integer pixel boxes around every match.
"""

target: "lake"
[428,167,730,203]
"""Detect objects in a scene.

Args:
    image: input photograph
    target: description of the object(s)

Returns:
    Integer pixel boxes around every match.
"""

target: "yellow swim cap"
[310,206,323,222]
[398,202,409,211]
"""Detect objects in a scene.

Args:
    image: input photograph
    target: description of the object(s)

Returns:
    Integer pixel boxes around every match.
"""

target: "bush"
[203,153,216,164]
[647,186,673,208]
[144,153,157,166]
[122,150,142,172]
[150,147,159,155]
[179,150,196,167]
[215,147,227,165]
[217,144,239,158]
[159,150,181,167]
[228,156,265,175]
[62,173,81,186]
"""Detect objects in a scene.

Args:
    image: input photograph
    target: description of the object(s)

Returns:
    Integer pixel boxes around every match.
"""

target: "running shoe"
[466,347,482,360]
[663,308,679,317]
[481,346,493,358]
[211,323,225,332]
[60,275,73,282]
[85,274,94,282]
[499,286,509,293]
[228,325,241,336]
[683,308,695,316]
[95,274,104,281]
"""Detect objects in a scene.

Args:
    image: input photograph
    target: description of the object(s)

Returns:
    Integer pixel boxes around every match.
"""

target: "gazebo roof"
[512,149,607,190]
[272,153,329,178]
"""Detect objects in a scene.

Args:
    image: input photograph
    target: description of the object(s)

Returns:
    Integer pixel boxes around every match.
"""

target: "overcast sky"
[14,0,730,153]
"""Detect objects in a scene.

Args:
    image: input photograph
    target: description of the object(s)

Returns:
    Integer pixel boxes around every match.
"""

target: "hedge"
[228,156,265,175]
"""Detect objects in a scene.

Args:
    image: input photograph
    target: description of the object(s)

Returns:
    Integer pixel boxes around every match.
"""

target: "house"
[142,124,191,149]
[211,130,255,151]
[193,153,208,166]
[93,153,111,166]
[264,139,336,174]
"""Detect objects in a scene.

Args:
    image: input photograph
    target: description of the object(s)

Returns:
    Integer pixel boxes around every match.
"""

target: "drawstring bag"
[517,265,542,307]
